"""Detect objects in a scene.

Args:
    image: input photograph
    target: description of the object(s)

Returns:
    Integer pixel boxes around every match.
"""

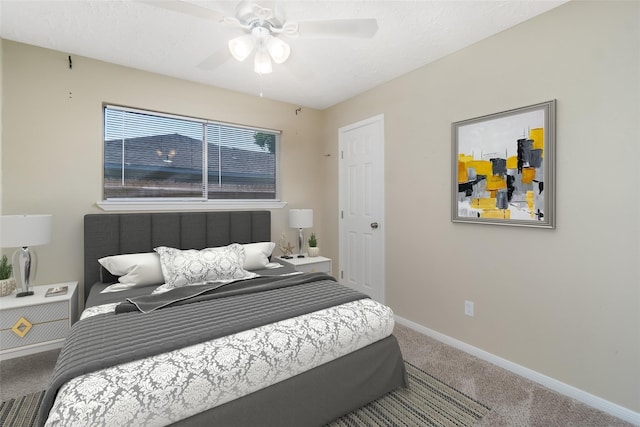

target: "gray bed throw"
[38,274,366,426]
[117,272,334,313]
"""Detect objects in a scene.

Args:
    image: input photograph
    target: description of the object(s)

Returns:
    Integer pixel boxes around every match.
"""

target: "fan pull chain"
[259,73,264,97]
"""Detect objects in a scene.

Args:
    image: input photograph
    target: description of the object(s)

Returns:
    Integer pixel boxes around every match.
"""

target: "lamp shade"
[228,34,254,62]
[265,35,290,64]
[289,209,313,229]
[229,26,290,75]
[0,215,53,248]
[254,48,273,74]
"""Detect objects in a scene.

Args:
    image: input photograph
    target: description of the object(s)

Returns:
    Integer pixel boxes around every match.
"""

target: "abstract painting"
[452,100,556,228]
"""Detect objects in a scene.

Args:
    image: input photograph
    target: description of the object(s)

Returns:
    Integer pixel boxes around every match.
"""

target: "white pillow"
[242,242,276,270]
[154,243,257,292]
[98,253,164,288]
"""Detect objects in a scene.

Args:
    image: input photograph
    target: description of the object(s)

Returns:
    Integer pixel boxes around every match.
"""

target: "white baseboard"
[394,315,640,426]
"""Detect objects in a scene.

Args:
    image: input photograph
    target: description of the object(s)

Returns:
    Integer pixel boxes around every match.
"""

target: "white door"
[338,114,385,303]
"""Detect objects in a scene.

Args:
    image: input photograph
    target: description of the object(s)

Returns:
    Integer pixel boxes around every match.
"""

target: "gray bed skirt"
[173,334,407,427]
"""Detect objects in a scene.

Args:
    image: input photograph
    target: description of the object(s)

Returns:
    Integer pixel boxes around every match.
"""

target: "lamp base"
[13,247,37,299]
[16,291,34,297]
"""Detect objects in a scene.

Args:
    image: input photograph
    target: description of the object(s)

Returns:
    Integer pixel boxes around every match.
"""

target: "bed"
[38,211,406,426]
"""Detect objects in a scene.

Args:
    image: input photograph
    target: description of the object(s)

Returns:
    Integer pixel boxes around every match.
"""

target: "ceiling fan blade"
[137,0,225,22]
[294,18,378,38]
[197,48,231,70]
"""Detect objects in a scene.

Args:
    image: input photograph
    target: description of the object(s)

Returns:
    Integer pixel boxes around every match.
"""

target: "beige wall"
[1,0,638,416]
[323,0,639,413]
[0,39,326,299]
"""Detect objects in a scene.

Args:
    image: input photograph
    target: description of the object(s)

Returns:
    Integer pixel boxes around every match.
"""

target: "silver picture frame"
[452,100,556,228]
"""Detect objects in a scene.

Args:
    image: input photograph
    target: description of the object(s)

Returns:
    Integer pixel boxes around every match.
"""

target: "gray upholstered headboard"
[83,211,270,302]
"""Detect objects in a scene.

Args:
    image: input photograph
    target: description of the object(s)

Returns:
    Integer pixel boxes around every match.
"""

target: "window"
[102,105,280,206]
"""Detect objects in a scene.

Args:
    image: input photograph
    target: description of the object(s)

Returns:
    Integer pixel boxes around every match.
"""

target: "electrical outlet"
[464,300,474,317]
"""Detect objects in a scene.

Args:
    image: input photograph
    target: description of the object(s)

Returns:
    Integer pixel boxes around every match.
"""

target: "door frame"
[338,114,385,302]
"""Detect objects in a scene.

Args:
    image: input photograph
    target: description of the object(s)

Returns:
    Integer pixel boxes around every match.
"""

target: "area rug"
[0,390,43,427]
[327,362,490,427]
[0,362,490,427]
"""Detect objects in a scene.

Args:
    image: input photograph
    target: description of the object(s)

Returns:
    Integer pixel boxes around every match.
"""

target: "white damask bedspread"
[44,298,394,427]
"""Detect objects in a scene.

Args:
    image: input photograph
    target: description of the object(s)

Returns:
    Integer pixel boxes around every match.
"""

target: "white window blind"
[103,105,280,202]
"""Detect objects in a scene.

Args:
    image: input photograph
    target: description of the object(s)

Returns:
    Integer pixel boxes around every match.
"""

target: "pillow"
[207,242,276,270]
[154,243,257,291]
[100,267,119,284]
[241,242,276,270]
[98,253,164,288]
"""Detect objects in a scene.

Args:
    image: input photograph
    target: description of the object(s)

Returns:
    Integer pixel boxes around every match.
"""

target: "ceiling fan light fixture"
[254,49,272,74]
[228,34,254,61]
[265,35,290,64]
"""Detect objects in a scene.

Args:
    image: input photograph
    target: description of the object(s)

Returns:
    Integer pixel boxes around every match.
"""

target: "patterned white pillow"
[154,244,257,291]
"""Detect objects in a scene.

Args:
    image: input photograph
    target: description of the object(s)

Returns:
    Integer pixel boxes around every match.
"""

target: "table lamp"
[0,214,53,297]
[289,209,313,258]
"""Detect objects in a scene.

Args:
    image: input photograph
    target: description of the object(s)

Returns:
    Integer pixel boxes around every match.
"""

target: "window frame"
[98,104,286,211]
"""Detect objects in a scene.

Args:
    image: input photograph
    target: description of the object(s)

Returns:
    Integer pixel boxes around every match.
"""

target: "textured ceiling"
[0,0,567,110]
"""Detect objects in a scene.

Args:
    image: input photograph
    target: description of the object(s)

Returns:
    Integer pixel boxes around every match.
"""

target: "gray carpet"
[1,362,489,427]
[0,325,634,426]
[328,362,489,426]
[393,324,634,427]
[0,349,60,403]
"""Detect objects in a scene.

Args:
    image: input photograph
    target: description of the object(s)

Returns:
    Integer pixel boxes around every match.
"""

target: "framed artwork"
[452,100,556,228]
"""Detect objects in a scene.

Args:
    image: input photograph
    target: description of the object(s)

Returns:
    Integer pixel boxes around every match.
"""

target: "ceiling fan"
[140,0,378,75]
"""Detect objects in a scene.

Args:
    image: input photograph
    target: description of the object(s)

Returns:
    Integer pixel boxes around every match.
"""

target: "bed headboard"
[83,211,271,302]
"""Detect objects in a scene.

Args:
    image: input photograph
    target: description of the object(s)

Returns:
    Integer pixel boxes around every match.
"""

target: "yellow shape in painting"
[468,160,492,177]
[526,190,534,205]
[526,190,534,217]
[486,175,506,191]
[12,317,32,338]
[458,154,473,163]
[458,161,468,183]
[472,198,496,209]
[507,155,518,169]
[481,209,511,219]
[522,167,536,184]
[530,128,544,155]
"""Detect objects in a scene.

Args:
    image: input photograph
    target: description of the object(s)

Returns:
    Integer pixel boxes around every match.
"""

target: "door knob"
[370,222,379,229]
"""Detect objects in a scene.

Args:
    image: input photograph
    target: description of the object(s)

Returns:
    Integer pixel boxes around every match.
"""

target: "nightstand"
[0,282,78,361]
[276,255,332,274]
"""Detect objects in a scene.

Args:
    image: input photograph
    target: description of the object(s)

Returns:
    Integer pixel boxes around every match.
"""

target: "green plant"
[0,255,13,280]
[308,233,317,248]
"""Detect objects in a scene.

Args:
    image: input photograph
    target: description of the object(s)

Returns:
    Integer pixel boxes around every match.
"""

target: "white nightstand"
[276,255,332,274]
[0,282,78,361]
